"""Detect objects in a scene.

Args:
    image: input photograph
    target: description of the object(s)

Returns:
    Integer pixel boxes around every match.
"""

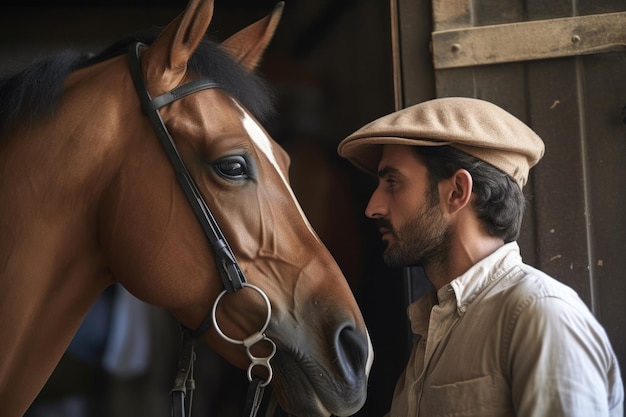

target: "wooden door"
[392,0,626,381]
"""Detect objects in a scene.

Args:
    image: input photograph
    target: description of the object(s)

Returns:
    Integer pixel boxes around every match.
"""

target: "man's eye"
[214,156,249,180]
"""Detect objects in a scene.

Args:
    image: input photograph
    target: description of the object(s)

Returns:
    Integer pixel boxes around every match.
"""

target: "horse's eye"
[214,156,249,180]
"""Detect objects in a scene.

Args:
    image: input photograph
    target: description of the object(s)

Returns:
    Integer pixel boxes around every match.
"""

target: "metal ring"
[211,283,272,345]
[247,336,277,387]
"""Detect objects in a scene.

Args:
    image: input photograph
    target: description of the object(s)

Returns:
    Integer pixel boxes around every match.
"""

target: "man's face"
[365,145,450,268]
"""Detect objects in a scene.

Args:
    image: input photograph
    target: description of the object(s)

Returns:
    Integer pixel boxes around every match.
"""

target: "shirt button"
[459,305,467,313]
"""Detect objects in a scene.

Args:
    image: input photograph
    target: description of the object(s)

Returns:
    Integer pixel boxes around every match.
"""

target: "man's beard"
[378,201,451,269]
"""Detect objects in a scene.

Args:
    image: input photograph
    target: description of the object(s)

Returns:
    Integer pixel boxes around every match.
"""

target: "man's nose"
[365,187,384,219]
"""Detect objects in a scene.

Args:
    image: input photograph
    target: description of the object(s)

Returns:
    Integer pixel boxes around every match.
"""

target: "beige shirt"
[386,242,624,417]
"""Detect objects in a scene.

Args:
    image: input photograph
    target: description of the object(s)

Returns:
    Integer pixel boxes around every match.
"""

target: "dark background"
[0,1,409,416]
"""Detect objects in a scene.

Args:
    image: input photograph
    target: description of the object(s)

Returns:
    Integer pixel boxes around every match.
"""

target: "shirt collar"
[449,241,521,313]
[407,241,521,334]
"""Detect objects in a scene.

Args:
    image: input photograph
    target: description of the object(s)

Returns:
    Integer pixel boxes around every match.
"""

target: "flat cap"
[337,97,545,188]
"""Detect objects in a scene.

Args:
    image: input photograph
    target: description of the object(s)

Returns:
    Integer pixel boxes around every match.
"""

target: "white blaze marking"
[236,103,321,243]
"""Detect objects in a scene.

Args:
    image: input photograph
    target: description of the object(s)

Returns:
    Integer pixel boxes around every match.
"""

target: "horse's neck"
[0,228,111,417]
[0,121,115,417]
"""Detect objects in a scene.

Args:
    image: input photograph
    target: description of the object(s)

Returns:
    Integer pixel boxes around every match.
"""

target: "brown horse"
[0,1,373,416]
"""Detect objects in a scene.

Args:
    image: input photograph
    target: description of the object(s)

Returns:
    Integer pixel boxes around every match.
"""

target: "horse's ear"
[141,0,214,92]
[221,2,284,71]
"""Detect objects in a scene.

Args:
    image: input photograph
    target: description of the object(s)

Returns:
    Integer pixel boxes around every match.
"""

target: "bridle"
[128,42,277,417]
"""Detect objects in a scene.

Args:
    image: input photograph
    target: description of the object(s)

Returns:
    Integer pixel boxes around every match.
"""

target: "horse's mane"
[0,31,275,135]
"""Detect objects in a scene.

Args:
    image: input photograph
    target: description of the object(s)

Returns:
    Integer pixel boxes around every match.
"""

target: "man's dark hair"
[413,145,526,242]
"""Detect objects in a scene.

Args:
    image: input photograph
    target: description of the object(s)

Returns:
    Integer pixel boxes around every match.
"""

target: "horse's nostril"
[335,324,368,384]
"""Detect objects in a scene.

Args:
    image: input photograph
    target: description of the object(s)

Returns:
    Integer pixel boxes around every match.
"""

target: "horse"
[0,1,373,416]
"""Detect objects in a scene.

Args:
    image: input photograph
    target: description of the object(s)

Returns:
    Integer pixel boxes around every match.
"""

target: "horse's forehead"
[232,101,286,177]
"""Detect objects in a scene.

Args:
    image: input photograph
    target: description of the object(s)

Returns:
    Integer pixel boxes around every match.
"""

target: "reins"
[128,41,276,417]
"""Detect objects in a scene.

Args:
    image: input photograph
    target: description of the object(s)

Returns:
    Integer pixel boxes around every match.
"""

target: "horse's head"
[92,1,372,415]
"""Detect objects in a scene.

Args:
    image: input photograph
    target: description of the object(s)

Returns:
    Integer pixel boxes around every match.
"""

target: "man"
[338,97,624,416]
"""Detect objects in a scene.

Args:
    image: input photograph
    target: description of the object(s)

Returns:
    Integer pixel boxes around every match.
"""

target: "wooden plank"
[581,52,626,361]
[525,58,593,303]
[431,0,470,31]
[391,0,436,108]
[432,11,626,69]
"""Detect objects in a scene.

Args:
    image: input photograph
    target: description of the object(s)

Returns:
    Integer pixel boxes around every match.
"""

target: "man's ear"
[441,169,473,215]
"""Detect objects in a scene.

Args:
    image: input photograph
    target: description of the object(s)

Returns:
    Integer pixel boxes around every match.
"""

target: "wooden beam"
[432,11,626,69]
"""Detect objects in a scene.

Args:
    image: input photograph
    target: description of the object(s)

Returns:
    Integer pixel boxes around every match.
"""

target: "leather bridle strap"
[170,329,197,417]
[128,41,268,417]
[128,41,246,296]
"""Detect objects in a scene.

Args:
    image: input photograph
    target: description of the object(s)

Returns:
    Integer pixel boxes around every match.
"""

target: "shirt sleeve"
[508,294,623,416]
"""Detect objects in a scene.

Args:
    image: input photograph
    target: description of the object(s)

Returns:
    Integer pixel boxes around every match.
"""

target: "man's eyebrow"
[377,165,400,178]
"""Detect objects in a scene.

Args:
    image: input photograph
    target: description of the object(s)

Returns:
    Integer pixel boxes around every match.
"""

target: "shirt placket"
[416,287,459,415]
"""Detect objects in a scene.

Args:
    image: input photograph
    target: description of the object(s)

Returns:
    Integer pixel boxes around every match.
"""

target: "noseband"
[128,42,275,417]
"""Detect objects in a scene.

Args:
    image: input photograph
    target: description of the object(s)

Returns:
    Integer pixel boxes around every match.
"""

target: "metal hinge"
[432,11,626,69]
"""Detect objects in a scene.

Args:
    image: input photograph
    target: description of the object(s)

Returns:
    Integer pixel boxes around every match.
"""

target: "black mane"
[0,31,274,135]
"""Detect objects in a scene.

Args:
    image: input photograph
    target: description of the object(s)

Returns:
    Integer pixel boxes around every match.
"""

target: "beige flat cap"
[337,97,545,188]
